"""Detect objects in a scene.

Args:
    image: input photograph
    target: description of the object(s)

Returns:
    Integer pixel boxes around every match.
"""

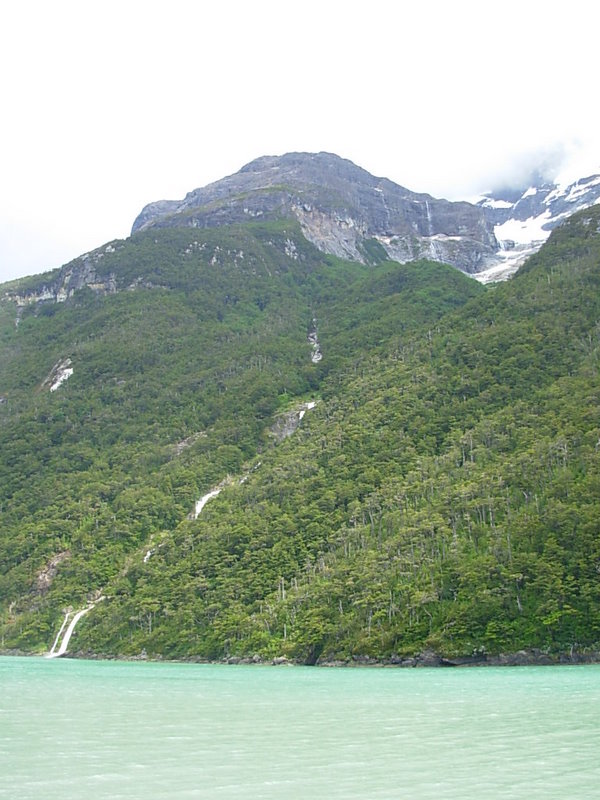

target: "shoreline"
[3,646,600,668]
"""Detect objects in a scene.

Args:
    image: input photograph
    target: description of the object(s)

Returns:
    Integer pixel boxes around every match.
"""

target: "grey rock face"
[132,152,499,274]
[269,401,317,443]
[6,245,119,307]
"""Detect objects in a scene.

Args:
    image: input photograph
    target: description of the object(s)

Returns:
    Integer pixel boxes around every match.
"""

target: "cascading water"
[47,607,92,658]
[192,487,222,519]
[47,597,104,658]
[47,611,71,656]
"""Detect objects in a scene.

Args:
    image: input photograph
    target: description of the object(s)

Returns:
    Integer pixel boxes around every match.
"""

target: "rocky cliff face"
[6,245,119,308]
[132,152,499,274]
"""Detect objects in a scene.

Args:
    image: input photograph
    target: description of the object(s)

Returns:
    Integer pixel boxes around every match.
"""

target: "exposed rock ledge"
[269,401,317,442]
[6,257,117,307]
[35,551,70,594]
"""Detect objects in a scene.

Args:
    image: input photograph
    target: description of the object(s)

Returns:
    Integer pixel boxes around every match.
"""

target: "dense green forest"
[1,208,599,663]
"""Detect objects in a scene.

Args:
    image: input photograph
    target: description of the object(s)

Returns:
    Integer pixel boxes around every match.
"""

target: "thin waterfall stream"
[46,599,103,658]
[46,398,316,656]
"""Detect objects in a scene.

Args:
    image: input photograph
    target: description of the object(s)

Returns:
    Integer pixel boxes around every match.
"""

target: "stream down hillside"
[44,402,319,657]
[1,206,599,664]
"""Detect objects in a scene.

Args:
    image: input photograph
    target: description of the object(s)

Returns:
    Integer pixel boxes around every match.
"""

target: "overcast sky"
[1,0,598,284]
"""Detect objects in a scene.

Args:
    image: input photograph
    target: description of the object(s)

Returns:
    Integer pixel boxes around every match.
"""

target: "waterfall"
[308,319,322,363]
[425,200,434,236]
[47,596,104,658]
[298,401,316,421]
[46,606,92,658]
[192,487,222,519]
[48,611,71,656]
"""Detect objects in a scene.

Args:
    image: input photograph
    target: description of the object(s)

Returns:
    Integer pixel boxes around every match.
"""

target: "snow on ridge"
[555,161,600,190]
[563,175,600,204]
[463,193,487,206]
[543,185,564,205]
[541,176,600,207]
[465,168,600,284]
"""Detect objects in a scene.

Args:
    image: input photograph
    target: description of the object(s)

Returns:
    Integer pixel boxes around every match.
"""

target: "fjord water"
[1,658,599,799]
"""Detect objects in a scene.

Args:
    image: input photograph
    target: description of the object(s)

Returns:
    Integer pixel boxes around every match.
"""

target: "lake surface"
[1,657,599,799]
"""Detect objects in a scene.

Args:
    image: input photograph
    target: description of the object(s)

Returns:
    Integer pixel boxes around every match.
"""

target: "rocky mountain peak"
[132,152,498,274]
[131,152,600,282]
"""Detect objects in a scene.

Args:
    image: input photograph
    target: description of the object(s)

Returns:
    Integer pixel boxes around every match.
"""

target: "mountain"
[6,155,598,312]
[132,152,499,275]
[1,153,495,310]
[132,152,600,284]
[1,154,600,665]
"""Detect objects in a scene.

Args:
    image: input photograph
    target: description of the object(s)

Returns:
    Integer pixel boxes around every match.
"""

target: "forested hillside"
[1,207,599,664]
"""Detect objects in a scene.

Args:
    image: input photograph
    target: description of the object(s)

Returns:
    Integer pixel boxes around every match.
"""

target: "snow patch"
[494,211,552,246]
[481,198,514,210]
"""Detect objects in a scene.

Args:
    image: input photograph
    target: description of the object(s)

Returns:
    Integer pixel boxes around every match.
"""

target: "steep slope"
[0,219,481,655]
[132,152,499,274]
[2,205,598,664]
[75,206,600,664]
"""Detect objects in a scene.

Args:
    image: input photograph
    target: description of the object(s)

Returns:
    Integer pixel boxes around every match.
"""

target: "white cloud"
[1,0,598,282]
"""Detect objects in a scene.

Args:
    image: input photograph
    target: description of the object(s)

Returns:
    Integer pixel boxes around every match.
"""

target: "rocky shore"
[4,646,599,668]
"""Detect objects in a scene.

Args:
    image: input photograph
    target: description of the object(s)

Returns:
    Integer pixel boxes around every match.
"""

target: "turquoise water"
[1,657,599,799]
